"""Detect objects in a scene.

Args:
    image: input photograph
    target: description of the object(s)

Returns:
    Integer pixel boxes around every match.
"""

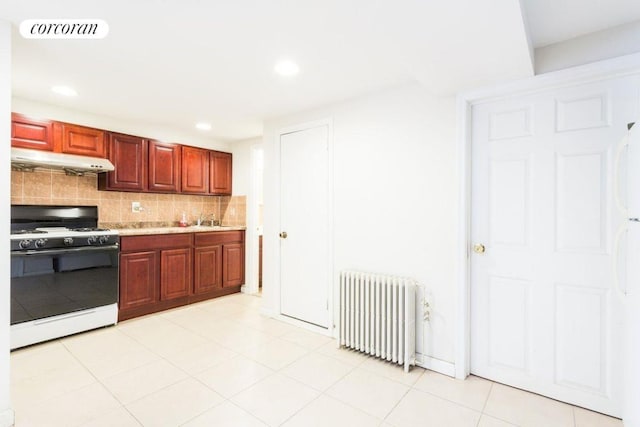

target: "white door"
[279,124,330,328]
[470,76,637,417]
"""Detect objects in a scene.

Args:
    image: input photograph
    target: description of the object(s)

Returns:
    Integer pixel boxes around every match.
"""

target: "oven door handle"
[12,244,119,256]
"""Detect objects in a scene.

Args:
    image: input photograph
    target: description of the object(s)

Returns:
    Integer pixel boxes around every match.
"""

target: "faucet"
[210,213,219,227]
[196,213,205,226]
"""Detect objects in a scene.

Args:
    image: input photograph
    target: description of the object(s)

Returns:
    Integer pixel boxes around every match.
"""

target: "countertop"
[115,226,246,236]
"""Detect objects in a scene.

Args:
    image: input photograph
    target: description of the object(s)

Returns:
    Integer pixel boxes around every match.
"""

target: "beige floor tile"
[386,389,481,427]
[195,355,273,398]
[126,378,223,427]
[80,344,161,380]
[11,340,79,382]
[358,357,425,386]
[120,319,209,357]
[12,363,97,411]
[207,322,275,352]
[241,338,309,370]
[315,340,371,366]
[574,406,624,427]
[164,341,238,375]
[484,383,575,427]
[16,383,121,427]
[101,359,188,404]
[477,414,517,427]
[325,368,409,419]
[61,326,139,362]
[231,373,320,426]
[237,315,303,337]
[282,394,380,427]
[281,352,354,391]
[79,407,142,427]
[280,329,332,350]
[412,371,492,411]
[182,401,268,427]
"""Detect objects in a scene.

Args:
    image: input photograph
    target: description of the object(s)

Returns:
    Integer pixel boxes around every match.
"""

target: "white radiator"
[338,270,416,372]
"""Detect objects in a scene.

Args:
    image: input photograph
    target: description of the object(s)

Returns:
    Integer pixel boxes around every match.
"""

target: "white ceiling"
[0,1,637,142]
[521,0,640,48]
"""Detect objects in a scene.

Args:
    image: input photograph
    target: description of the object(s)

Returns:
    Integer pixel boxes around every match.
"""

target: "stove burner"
[69,227,110,232]
[12,229,47,235]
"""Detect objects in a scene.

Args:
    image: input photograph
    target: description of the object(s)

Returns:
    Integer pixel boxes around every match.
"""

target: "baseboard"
[415,353,456,377]
[0,408,14,427]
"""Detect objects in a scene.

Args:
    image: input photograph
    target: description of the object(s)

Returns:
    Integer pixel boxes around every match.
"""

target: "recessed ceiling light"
[274,60,300,77]
[51,85,77,97]
[195,122,212,131]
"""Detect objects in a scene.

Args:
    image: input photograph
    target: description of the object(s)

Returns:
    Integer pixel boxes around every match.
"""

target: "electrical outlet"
[131,201,141,213]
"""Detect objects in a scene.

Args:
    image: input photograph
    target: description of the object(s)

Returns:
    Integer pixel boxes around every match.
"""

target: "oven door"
[10,244,119,325]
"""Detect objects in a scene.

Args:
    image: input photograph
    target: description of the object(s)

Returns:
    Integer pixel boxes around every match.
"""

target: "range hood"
[11,147,115,176]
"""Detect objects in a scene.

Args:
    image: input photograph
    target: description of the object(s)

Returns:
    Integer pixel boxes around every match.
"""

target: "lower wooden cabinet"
[160,248,192,300]
[119,230,245,321]
[119,251,158,310]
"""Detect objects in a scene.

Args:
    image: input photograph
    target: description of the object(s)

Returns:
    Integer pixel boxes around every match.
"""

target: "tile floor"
[10,293,623,427]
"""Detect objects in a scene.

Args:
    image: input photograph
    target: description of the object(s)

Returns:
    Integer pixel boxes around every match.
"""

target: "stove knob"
[34,238,48,248]
[98,235,109,245]
[19,239,32,249]
[87,236,98,245]
[63,237,74,246]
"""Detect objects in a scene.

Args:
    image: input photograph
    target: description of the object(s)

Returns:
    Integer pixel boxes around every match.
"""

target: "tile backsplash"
[11,170,246,228]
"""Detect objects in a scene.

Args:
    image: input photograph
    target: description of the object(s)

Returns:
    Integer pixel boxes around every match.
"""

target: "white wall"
[535,20,640,74]
[0,19,13,427]
[11,97,230,151]
[231,137,263,294]
[262,83,458,365]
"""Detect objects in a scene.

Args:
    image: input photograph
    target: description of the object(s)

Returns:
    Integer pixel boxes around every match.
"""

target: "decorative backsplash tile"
[11,170,246,228]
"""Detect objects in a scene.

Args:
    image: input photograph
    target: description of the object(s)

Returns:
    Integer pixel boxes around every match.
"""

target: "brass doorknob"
[473,243,485,254]
[279,231,288,239]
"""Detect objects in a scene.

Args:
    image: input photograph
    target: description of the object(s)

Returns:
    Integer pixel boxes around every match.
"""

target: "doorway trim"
[273,117,334,336]
[455,52,640,380]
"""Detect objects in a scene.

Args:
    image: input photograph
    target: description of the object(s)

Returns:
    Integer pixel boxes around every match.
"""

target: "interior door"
[470,76,636,417]
[279,124,329,328]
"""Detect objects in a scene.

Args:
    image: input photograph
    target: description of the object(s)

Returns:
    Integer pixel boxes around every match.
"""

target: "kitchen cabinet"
[99,133,147,192]
[119,230,244,320]
[11,113,54,151]
[182,146,210,194]
[194,245,222,294]
[193,230,244,302]
[119,251,158,310]
[54,122,107,157]
[119,233,193,320]
[148,140,181,192]
[209,151,232,195]
[160,247,192,300]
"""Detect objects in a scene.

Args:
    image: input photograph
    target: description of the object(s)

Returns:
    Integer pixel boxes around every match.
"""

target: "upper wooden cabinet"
[99,133,147,191]
[210,151,232,195]
[54,122,107,158]
[149,141,181,193]
[182,146,210,194]
[11,113,54,151]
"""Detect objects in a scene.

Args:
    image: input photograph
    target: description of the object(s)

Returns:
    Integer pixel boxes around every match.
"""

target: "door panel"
[280,124,329,328]
[470,76,636,416]
[160,248,192,300]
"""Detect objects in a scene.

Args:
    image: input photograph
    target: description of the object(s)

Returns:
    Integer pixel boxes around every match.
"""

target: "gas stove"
[10,205,119,251]
[10,226,119,251]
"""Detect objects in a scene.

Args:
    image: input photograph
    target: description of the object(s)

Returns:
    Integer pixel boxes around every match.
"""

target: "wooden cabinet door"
[194,245,223,294]
[209,151,232,195]
[223,243,244,287]
[100,133,147,191]
[120,251,158,310]
[149,141,181,193]
[181,146,209,194]
[11,113,54,151]
[55,123,106,157]
[160,248,192,300]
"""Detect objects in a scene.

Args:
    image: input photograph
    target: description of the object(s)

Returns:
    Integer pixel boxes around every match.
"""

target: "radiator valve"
[422,298,431,322]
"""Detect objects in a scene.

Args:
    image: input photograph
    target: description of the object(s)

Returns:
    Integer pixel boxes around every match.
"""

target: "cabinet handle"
[279,231,288,239]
